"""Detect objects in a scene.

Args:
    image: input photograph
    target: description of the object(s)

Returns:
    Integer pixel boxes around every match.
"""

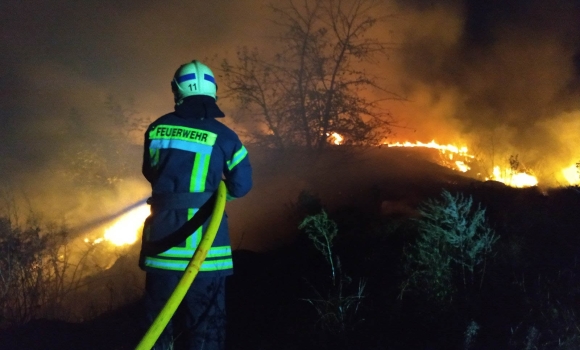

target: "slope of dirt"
[226,146,474,251]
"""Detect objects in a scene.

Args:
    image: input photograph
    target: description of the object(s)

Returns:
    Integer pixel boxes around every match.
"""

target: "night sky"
[0,1,269,180]
[1,0,580,222]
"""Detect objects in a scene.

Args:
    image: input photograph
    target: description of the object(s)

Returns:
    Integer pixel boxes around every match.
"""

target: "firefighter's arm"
[224,143,252,201]
[142,129,158,184]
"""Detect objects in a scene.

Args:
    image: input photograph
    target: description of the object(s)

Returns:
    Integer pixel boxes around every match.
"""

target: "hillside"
[227,146,475,251]
[1,147,579,350]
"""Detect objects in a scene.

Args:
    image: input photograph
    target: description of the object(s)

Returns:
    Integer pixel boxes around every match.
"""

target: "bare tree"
[221,0,399,151]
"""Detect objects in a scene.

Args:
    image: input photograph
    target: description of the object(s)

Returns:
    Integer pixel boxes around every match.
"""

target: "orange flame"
[489,166,538,188]
[328,132,344,145]
[386,140,473,173]
[85,204,150,246]
[387,140,472,157]
[385,140,545,187]
[562,164,580,185]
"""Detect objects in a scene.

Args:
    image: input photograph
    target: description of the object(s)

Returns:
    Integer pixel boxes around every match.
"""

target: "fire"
[84,237,104,245]
[562,164,580,185]
[387,140,471,157]
[384,139,544,187]
[328,132,344,145]
[489,166,538,188]
[455,161,470,172]
[386,140,474,173]
[85,204,150,246]
[104,204,150,245]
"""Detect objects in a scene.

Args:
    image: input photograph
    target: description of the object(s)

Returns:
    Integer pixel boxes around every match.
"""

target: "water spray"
[73,197,149,235]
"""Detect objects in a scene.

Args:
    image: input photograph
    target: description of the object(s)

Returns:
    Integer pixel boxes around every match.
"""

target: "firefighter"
[140,60,252,349]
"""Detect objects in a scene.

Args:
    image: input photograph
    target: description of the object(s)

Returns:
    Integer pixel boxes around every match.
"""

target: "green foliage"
[299,210,338,282]
[299,210,366,334]
[464,320,480,350]
[303,275,366,334]
[400,190,499,304]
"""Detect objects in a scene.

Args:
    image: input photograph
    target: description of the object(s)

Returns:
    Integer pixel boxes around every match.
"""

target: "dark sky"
[0,1,269,174]
[0,0,272,222]
[1,0,580,222]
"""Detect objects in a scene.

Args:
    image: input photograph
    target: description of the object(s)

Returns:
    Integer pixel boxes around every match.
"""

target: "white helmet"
[171,60,217,103]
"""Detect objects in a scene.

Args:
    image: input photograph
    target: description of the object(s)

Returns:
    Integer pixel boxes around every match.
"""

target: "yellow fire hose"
[135,181,227,350]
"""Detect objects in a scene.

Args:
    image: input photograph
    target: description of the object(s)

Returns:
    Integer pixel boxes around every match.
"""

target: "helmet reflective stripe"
[204,74,215,84]
[177,73,215,84]
[172,60,217,102]
[177,73,197,83]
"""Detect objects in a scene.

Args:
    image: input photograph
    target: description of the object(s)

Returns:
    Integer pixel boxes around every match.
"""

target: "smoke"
[0,0,272,222]
[1,0,579,231]
[388,0,580,183]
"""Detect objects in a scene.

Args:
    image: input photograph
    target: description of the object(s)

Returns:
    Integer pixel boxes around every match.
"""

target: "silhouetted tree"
[221,0,399,151]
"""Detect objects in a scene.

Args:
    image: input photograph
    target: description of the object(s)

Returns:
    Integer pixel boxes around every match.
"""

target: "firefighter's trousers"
[144,272,227,350]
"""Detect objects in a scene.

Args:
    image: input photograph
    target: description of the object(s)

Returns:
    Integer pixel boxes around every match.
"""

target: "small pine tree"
[400,190,498,304]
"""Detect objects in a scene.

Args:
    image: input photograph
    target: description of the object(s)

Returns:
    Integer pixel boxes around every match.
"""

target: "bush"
[299,211,338,284]
[0,212,130,326]
[0,217,47,325]
[400,190,499,305]
[299,211,366,335]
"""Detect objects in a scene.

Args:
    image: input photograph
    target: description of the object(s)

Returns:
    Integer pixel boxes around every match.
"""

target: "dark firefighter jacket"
[140,95,252,277]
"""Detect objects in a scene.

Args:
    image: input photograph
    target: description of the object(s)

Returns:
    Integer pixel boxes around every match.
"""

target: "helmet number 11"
[188,83,197,91]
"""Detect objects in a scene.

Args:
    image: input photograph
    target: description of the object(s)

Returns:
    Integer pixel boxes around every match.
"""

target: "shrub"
[509,270,580,349]
[0,217,46,325]
[299,210,366,334]
[400,190,499,305]
[0,213,123,326]
[299,210,338,284]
